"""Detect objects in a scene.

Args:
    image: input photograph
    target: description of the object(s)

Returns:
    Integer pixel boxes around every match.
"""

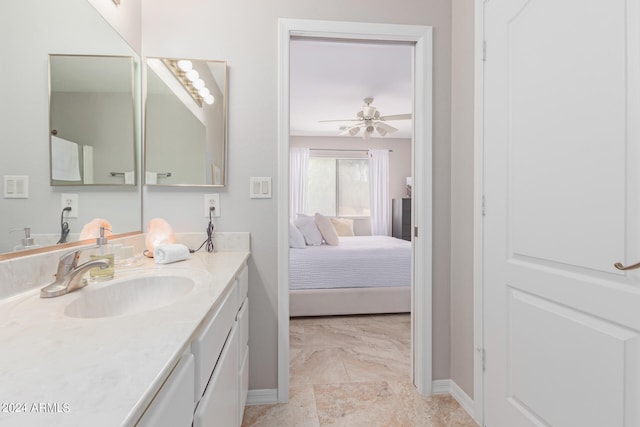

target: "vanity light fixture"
[162,59,216,108]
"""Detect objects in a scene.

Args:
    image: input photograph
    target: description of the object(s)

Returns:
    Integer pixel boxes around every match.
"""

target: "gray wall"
[142,0,453,391]
[450,0,475,398]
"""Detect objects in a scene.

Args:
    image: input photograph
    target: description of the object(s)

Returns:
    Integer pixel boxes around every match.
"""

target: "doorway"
[277,19,433,402]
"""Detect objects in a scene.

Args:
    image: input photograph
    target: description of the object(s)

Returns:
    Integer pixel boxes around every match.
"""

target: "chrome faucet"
[40,247,110,298]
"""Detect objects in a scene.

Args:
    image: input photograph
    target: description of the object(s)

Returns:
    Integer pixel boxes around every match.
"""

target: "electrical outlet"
[204,194,220,218]
[61,193,79,218]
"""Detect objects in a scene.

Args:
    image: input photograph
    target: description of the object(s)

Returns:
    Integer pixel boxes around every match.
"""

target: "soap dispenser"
[89,227,115,280]
[12,227,41,251]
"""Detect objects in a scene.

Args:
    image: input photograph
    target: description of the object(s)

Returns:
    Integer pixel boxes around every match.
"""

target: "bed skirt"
[289,286,410,317]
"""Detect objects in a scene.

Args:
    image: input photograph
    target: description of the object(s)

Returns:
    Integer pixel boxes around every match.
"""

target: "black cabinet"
[392,198,411,241]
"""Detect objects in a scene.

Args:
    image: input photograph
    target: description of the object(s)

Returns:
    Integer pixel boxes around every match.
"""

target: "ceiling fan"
[319,97,411,139]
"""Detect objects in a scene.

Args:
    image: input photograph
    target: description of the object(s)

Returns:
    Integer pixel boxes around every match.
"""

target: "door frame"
[473,0,485,423]
[277,18,433,402]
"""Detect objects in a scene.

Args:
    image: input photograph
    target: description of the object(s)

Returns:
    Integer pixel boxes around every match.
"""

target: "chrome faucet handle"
[55,249,81,278]
[55,246,100,278]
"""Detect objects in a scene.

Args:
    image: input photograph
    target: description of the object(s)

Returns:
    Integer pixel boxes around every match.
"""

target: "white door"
[483,1,640,426]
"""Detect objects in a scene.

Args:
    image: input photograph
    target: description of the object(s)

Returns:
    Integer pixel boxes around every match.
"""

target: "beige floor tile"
[242,385,320,427]
[290,347,350,385]
[313,381,413,427]
[243,315,479,427]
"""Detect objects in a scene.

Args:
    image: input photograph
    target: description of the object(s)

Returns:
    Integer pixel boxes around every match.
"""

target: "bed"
[289,235,411,317]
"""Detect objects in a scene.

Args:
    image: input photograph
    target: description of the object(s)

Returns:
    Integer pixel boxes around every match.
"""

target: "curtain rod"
[308,148,393,152]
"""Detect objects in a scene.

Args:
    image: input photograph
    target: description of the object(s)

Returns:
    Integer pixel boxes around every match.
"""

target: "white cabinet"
[137,261,250,427]
[137,353,195,427]
[191,283,239,400]
[194,323,239,427]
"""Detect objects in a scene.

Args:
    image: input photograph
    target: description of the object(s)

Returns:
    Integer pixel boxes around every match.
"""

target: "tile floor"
[242,314,479,427]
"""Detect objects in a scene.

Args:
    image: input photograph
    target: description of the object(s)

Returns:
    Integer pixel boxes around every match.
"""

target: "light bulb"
[198,87,210,97]
[204,95,215,105]
[177,60,193,72]
[193,79,205,90]
[185,69,199,82]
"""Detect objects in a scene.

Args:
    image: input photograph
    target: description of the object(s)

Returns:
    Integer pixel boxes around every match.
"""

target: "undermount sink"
[64,275,195,319]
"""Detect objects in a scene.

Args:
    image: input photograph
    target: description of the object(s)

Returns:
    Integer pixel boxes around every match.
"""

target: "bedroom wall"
[142,0,453,391]
[450,0,475,398]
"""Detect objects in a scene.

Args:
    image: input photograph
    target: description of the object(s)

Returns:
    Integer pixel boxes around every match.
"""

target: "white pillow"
[315,213,339,246]
[293,214,323,246]
[289,222,306,249]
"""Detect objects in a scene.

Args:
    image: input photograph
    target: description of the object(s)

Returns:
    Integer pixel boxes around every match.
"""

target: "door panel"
[483,0,640,426]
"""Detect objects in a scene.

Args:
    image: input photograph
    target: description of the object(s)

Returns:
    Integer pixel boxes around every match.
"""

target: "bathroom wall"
[450,0,476,398]
[142,0,453,391]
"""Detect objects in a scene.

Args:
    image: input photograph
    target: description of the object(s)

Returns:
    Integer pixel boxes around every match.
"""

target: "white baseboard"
[246,389,278,406]
[431,379,475,421]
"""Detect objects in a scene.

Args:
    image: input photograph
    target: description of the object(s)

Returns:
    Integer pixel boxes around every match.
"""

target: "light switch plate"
[249,177,272,199]
[3,175,28,198]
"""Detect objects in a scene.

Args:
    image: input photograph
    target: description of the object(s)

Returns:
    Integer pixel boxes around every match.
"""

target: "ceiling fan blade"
[338,124,361,136]
[375,122,398,134]
[379,113,412,121]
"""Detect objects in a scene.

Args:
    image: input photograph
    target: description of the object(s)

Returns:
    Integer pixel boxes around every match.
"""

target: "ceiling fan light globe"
[348,127,360,136]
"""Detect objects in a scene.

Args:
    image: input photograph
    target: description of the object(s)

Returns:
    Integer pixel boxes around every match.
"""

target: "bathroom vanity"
[0,250,249,427]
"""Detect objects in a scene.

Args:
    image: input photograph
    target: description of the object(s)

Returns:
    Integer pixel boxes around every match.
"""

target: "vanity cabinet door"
[194,323,239,427]
[137,353,194,427]
[191,284,239,400]
[237,298,249,421]
[237,263,248,306]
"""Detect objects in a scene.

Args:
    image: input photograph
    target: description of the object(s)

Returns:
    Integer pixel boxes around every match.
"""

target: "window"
[307,157,370,217]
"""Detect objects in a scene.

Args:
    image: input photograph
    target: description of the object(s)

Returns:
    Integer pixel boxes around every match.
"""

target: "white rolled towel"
[154,243,190,264]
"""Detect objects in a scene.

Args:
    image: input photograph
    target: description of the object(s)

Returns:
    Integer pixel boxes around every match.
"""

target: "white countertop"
[0,251,250,427]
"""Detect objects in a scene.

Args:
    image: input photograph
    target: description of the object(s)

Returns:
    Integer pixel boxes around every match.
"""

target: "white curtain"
[290,147,309,219]
[369,149,390,235]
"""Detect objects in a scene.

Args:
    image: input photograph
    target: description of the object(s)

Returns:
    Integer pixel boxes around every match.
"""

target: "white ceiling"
[289,38,413,139]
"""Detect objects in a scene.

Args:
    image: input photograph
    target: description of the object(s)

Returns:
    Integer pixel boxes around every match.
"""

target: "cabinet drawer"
[237,298,249,353]
[137,353,194,427]
[237,264,248,305]
[194,324,239,427]
[191,284,239,400]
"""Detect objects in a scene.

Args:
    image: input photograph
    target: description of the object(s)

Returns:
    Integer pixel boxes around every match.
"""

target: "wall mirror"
[144,57,227,186]
[0,0,142,257]
[49,54,136,186]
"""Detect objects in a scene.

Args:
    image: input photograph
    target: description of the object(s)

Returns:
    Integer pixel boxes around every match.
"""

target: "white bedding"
[289,235,411,290]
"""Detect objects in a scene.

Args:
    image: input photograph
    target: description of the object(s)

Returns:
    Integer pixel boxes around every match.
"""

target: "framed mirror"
[49,54,136,186]
[0,0,142,257]
[144,57,227,186]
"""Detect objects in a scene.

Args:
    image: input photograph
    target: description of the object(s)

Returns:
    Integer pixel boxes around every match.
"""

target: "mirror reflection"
[145,58,227,186]
[0,0,142,256]
[50,54,136,186]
